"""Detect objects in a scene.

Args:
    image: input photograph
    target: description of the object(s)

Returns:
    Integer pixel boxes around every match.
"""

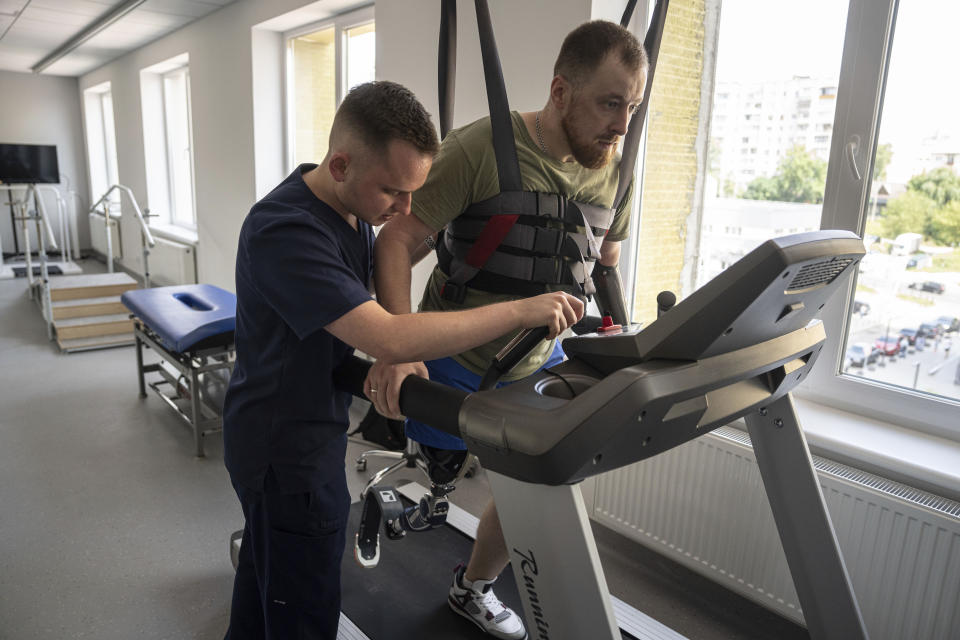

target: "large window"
[82,82,119,206]
[140,54,197,231]
[625,0,847,328]
[629,0,959,440]
[285,7,375,170]
[839,0,960,405]
[161,66,196,228]
[698,0,848,291]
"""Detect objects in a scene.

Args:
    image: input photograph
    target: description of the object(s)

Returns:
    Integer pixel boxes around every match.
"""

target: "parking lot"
[846,252,959,400]
[846,327,959,399]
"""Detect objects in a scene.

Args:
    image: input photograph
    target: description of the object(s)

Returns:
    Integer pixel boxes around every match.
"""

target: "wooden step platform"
[48,272,140,352]
[55,313,133,340]
[48,272,138,301]
[57,332,136,352]
[51,295,127,320]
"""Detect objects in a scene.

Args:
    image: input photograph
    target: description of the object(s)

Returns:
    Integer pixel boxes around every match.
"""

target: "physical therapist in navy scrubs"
[222,81,584,639]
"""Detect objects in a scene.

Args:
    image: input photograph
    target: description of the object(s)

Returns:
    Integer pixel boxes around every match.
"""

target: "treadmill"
[338,229,871,640]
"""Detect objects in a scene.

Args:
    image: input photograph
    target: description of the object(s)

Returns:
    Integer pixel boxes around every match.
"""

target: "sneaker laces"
[470,584,507,616]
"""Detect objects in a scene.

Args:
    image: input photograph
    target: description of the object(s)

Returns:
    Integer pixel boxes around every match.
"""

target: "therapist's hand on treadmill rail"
[515,292,585,339]
[364,360,429,420]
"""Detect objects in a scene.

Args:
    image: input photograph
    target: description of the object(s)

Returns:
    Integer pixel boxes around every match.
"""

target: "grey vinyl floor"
[0,258,807,640]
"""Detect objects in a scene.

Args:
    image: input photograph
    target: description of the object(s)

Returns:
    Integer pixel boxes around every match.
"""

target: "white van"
[893,232,922,255]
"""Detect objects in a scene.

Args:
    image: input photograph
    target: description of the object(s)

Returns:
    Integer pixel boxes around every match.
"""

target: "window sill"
[791,396,960,503]
[148,223,198,246]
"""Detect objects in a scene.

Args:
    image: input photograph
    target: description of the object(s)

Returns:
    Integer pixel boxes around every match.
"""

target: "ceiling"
[0,0,239,77]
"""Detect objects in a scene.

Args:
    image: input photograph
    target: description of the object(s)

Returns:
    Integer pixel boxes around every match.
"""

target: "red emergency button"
[597,314,622,335]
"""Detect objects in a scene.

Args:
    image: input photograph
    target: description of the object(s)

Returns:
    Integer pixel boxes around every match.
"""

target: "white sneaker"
[448,565,527,640]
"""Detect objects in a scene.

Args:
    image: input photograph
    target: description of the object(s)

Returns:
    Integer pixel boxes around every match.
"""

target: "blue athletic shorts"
[405,341,566,450]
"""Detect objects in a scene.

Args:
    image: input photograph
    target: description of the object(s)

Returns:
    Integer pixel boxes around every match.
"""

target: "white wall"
[0,70,88,256]
[77,0,609,292]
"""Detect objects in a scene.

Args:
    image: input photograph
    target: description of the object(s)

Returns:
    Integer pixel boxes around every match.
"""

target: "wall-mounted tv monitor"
[0,144,60,184]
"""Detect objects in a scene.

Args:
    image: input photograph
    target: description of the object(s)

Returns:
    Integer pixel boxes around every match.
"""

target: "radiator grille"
[712,426,960,518]
[591,427,960,639]
[88,212,121,260]
[786,257,854,291]
[149,236,197,286]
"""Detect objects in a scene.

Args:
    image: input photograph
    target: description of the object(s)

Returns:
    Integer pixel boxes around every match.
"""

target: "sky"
[713,0,847,84]
[713,0,960,184]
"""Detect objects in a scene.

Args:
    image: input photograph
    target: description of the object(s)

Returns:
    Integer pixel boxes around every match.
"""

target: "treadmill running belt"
[339,500,633,639]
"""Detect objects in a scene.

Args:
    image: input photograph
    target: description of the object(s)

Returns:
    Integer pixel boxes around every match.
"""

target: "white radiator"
[590,426,960,640]
[88,212,121,261]
[148,235,197,286]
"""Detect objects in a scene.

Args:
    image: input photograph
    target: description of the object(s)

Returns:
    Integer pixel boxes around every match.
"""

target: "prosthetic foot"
[354,444,474,568]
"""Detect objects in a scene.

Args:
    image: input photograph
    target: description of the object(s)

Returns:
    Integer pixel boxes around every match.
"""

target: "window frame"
[800,0,960,443]
[282,5,375,173]
[99,90,119,199]
[159,64,197,231]
[82,82,120,206]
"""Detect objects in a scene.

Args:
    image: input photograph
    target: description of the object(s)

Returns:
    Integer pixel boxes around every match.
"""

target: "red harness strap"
[464,214,519,268]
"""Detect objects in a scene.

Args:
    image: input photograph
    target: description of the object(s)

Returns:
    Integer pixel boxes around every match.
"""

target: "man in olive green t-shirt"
[373,20,647,640]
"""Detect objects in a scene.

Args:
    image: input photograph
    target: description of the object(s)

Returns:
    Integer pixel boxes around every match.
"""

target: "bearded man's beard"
[561,113,617,169]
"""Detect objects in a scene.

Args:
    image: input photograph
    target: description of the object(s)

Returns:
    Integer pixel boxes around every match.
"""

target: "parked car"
[908,280,946,294]
[874,335,902,356]
[917,322,941,340]
[935,315,959,333]
[853,300,871,316]
[845,343,883,368]
[898,327,918,346]
[906,253,932,269]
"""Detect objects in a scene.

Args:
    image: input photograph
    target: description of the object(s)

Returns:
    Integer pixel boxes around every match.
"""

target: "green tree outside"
[742,176,778,201]
[906,167,960,207]
[875,191,937,239]
[872,143,893,183]
[931,200,960,246]
[742,145,827,204]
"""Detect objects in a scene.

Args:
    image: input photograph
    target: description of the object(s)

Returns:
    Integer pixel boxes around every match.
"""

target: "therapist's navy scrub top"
[224,164,375,494]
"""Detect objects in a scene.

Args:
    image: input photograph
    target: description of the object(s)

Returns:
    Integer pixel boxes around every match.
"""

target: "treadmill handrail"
[334,320,824,485]
[460,322,826,485]
[334,356,467,438]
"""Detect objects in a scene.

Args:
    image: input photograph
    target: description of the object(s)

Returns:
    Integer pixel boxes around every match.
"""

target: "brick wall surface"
[632,0,707,324]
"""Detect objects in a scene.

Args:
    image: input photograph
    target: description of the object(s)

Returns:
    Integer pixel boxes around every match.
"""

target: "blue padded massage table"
[121,284,236,456]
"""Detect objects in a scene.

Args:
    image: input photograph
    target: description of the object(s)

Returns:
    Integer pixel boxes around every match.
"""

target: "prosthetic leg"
[354,443,476,568]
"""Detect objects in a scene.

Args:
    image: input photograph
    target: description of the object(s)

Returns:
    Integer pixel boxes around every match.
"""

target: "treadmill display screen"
[0,144,60,184]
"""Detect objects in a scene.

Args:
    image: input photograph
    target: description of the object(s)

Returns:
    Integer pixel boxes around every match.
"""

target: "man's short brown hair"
[333,81,440,156]
[554,20,647,87]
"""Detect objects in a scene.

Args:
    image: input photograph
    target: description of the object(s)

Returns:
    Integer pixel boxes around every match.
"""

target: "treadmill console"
[564,230,865,374]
